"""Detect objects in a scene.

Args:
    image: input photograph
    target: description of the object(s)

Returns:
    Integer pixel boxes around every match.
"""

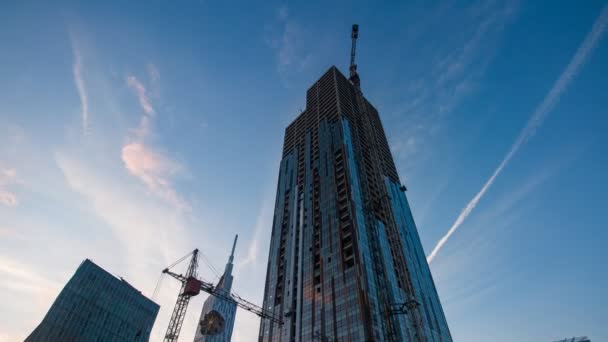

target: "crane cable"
[152,248,245,302]
[151,249,195,301]
[198,249,245,300]
[166,250,196,270]
[151,272,165,301]
[198,251,221,280]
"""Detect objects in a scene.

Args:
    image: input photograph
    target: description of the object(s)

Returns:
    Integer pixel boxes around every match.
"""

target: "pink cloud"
[0,168,18,207]
[0,191,17,207]
[123,68,187,210]
[126,76,155,115]
[121,142,187,210]
[2,169,16,179]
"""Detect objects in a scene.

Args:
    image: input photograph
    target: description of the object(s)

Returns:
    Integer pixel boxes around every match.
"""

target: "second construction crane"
[160,240,282,342]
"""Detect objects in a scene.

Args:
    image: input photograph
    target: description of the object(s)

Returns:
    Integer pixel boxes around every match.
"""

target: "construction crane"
[349,24,360,88]
[160,249,283,342]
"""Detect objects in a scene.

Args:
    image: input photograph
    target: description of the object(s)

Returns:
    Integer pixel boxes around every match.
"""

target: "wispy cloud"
[0,168,18,207]
[0,24,203,342]
[0,255,61,341]
[55,152,189,274]
[390,1,517,175]
[54,149,200,342]
[127,75,155,116]
[53,56,197,341]
[0,255,61,296]
[147,63,160,84]
[122,74,188,210]
[235,193,274,274]
[427,5,608,264]
[232,162,281,342]
[266,5,312,79]
[70,32,90,135]
[147,63,161,98]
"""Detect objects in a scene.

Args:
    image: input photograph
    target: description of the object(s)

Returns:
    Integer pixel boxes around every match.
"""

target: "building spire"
[228,234,238,264]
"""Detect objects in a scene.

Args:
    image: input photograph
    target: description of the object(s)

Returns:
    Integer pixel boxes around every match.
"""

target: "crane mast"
[349,24,360,88]
[163,249,199,341]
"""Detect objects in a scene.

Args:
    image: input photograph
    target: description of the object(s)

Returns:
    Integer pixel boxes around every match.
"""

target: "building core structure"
[26,259,159,342]
[258,26,452,342]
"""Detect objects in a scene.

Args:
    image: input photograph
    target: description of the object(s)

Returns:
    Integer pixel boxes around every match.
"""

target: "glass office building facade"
[26,259,160,342]
[259,67,451,341]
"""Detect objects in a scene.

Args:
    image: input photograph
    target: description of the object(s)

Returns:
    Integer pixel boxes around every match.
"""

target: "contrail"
[427,5,608,264]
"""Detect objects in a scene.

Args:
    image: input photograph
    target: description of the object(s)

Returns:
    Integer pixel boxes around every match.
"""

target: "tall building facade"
[193,236,238,342]
[259,66,451,342]
[26,259,159,342]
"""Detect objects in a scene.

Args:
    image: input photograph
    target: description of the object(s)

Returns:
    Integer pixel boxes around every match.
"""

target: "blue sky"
[1,1,607,341]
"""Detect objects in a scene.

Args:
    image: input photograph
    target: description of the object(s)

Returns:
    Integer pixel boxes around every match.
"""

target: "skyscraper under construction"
[258,25,451,342]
